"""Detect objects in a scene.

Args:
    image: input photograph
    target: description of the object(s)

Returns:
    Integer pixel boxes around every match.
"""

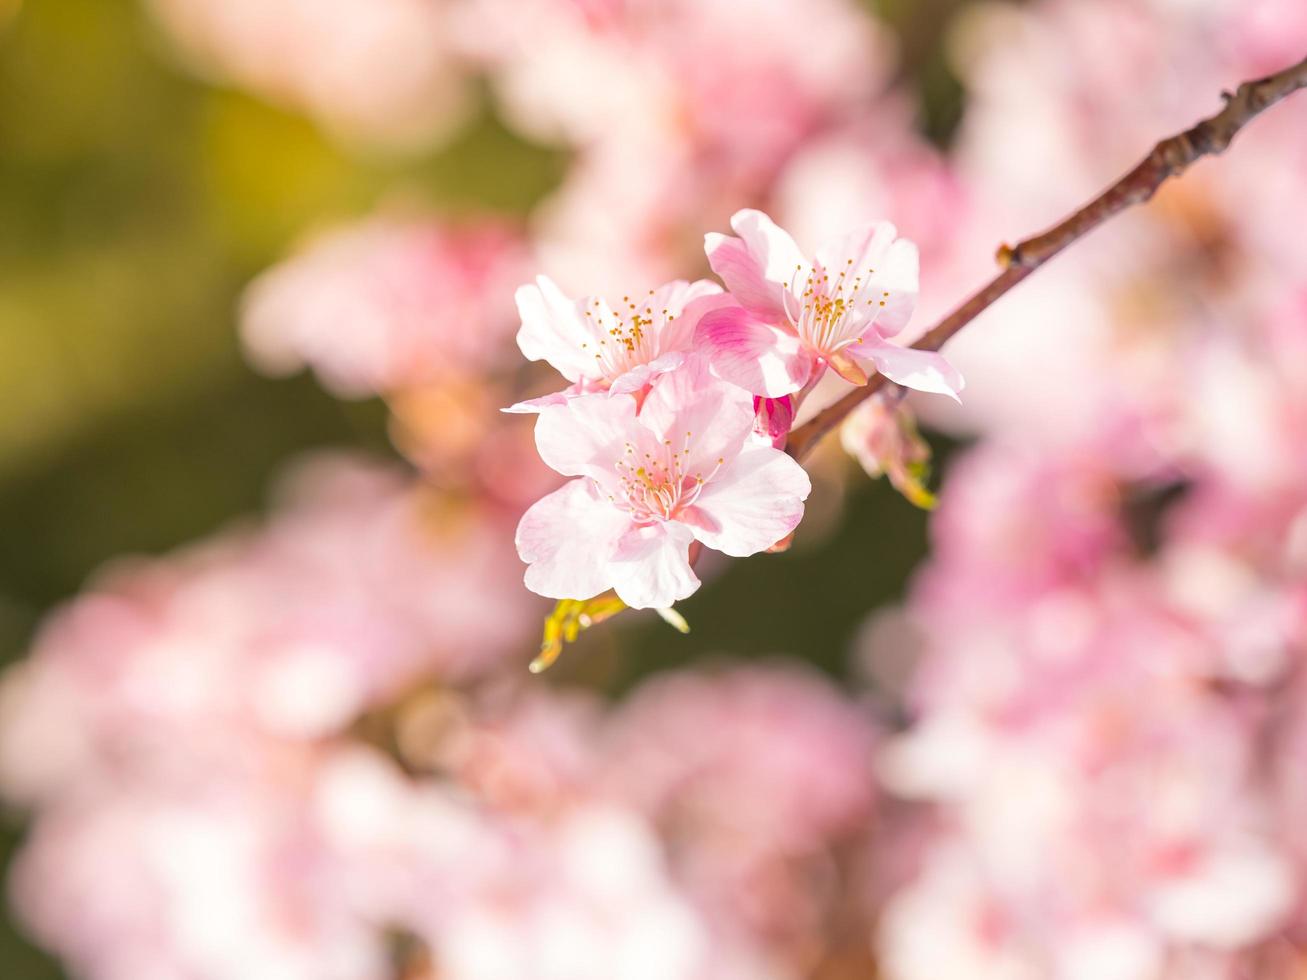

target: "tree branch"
[785,52,1307,463]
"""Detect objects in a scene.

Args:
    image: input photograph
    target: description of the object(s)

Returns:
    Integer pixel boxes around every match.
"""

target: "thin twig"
[785,52,1307,462]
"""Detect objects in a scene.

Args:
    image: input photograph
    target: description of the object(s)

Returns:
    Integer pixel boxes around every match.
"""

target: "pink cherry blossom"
[242,215,528,398]
[605,663,878,852]
[925,0,1307,448]
[9,771,395,980]
[456,0,894,308]
[697,209,963,400]
[430,804,725,980]
[601,665,879,964]
[515,364,810,609]
[0,453,537,809]
[507,275,729,412]
[771,110,985,328]
[868,386,1307,979]
[460,0,888,180]
[145,0,472,150]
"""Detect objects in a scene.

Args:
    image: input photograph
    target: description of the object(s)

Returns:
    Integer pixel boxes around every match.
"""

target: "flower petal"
[705,234,790,322]
[606,522,700,609]
[607,351,685,396]
[696,306,814,398]
[856,340,965,402]
[637,356,754,472]
[814,221,897,281]
[863,237,919,337]
[815,223,918,338]
[503,389,575,414]
[730,209,808,285]
[689,447,811,557]
[514,276,596,384]
[534,391,639,483]
[648,280,730,352]
[517,479,631,600]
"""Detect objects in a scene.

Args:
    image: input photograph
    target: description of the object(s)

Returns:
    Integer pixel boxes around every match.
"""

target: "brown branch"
[785,52,1307,462]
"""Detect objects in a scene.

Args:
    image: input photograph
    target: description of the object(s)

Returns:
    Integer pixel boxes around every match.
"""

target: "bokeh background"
[0,2,956,973]
[2,0,1307,977]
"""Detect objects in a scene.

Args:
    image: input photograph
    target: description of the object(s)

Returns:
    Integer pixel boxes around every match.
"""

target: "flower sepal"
[530,595,693,672]
[531,595,629,673]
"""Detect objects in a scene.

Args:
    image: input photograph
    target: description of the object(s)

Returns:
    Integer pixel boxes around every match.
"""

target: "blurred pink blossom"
[931,0,1307,444]
[873,423,1307,977]
[430,804,722,980]
[5,618,885,980]
[861,5,1307,972]
[602,664,879,968]
[146,0,473,150]
[460,0,887,174]
[0,454,534,807]
[461,0,893,295]
[241,215,529,398]
[11,758,393,980]
[840,391,937,509]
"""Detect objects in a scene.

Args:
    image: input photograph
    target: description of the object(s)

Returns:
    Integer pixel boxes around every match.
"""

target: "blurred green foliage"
[0,0,568,651]
[0,0,969,974]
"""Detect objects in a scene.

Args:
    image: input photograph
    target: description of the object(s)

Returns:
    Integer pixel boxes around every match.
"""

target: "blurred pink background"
[2,0,1307,977]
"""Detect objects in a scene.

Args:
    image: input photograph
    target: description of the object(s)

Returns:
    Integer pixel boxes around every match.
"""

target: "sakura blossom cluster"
[509,208,963,610]
[458,0,891,292]
[0,486,883,978]
[858,2,1307,977]
[242,217,527,400]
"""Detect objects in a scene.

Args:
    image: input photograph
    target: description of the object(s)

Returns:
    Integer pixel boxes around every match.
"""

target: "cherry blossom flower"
[431,805,723,980]
[601,664,879,967]
[0,453,536,809]
[9,771,395,980]
[696,209,963,400]
[145,0,472,150]
[507,275,729,412]
[459,0,887,189]
[515,364,810,609]
[605,664,878,854]
[483,0,892,296]
[869,413,1307,980]
[242,216,527,399]
[926,0,1307,446]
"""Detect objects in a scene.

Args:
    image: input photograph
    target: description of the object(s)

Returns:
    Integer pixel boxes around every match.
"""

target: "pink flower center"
[782,260,890,357]
[580,291,677,382]
[608,433,722,523]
